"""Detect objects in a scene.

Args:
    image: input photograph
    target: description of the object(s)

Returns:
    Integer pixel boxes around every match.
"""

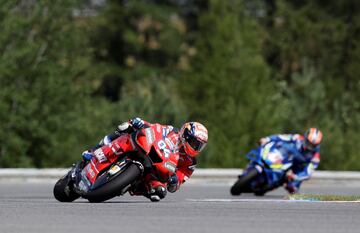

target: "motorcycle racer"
[82,117,208,202]
[258,128,323,194]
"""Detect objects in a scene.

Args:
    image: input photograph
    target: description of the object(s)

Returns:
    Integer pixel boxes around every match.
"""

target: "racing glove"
[131,117,144,129]
[115,117,144,134]
[82,150,93,161]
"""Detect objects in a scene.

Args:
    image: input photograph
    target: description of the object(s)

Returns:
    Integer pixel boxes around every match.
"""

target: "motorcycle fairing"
[260,142,292,171]
[89,158,134,191]
[134,127,155,154]
[83,156,112,184]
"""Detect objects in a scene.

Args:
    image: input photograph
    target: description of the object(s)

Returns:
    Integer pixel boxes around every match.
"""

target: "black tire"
[230,168,259,196]
[53,175,80,202]
[86,164,141,203]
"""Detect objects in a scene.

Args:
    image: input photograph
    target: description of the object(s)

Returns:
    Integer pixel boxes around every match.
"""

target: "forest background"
[1,0,359,170]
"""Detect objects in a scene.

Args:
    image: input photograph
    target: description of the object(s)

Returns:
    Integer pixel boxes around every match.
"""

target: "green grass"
[287,194,360,202]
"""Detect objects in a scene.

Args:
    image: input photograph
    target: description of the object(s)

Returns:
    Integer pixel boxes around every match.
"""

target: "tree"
[0,0,109,167]
[180,0,286,167]
[259,0,360,170]
[90,0,190,126]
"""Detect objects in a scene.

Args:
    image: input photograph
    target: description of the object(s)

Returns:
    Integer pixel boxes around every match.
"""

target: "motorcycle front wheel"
[53,173,80,202]
[230,168,259,195]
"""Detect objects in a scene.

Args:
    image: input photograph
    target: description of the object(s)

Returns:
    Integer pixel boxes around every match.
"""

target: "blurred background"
[0,0,359,170]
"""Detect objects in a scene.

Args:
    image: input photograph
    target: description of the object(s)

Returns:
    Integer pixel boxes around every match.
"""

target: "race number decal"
[157,140,171,158]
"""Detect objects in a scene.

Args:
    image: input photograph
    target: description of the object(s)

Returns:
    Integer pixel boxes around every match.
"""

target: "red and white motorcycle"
[53,125,179,202]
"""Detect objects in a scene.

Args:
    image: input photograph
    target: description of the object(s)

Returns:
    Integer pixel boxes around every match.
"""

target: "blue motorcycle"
[230,142,294,196]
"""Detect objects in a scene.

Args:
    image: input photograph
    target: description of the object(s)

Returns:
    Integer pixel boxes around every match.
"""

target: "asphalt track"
[0,181,359,233]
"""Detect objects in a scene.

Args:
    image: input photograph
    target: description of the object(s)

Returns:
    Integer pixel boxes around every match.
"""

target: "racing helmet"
[304,128,323,150]
[180,122,208,157]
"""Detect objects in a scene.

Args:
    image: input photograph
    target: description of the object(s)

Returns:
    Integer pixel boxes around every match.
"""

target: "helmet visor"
[304,139,316,151]
[184,128,206,152]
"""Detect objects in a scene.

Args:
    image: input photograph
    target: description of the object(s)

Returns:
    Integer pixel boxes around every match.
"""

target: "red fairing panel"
[84,134,136,184]
[84,157,111,184]
[135,127,155,154]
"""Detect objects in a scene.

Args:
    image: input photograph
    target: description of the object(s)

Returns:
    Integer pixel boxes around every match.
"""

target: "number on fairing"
[157,140,170,158]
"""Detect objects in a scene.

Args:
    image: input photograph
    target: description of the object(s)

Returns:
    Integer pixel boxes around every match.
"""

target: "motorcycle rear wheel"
[86,164,141,203]
[230,168,258,195]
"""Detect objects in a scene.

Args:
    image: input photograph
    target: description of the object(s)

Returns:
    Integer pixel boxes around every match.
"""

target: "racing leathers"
[259,134,320,193]
[82,118,197,201]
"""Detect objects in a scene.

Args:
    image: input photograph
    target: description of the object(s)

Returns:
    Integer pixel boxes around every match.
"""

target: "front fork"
[70,161,85,180]
[68,161,87,195]
[244,163,267,191]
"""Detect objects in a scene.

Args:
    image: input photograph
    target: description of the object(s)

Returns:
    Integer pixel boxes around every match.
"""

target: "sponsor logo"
[86,166,95,179]
[279,135,292,141]
[94,148,107,163]
[108,165,121,176]
[145,128,155,145]
[81,170,92,187]
[110,143,122,155]
[165,138,175,151]
[164,162,176,173]
[156,125,162,133]
[78,181,88,192]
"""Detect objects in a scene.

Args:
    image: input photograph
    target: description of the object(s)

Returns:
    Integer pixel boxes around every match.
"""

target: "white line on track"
[187,198,360,203]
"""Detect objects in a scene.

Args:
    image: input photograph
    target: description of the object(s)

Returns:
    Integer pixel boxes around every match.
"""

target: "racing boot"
[149,186,167,202]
